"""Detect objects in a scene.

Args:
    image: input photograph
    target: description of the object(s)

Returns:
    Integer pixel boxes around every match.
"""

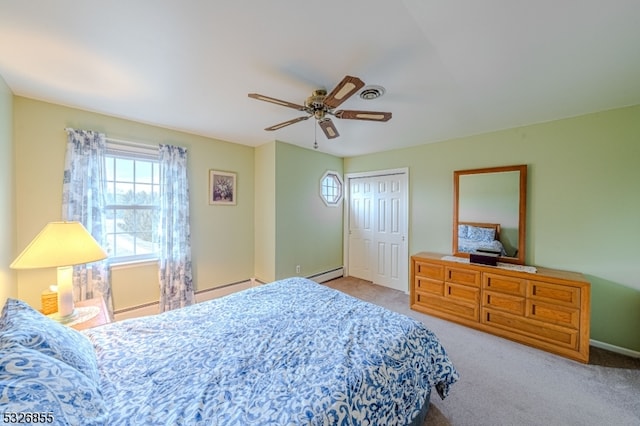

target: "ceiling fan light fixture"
[306,89,327,107]
[359,85,385,100]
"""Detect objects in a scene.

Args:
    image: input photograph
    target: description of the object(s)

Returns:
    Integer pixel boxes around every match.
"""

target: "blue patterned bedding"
[89,278,457,425]
[1,277,458,425]
[457,224,507,255]
[458,237,507,255]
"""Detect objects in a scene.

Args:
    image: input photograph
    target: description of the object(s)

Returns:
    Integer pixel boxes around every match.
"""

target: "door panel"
[348,171,407,292]
[348,179,373,280]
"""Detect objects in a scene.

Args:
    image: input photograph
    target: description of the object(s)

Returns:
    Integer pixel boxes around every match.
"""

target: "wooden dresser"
[410,252,591,363]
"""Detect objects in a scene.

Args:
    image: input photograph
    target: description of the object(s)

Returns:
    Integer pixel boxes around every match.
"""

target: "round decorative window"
[320,171,343,206]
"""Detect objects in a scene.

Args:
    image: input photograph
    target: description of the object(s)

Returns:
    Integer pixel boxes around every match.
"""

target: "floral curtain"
[158,144,194,312]
[62,128,112,316]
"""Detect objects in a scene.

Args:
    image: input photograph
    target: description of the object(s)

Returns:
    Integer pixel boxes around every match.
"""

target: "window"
[104,142,160,262]
[320,171,343,206]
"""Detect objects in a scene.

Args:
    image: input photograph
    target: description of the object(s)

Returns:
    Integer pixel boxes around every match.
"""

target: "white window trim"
[104,139,160,264]
[320,170,344,207]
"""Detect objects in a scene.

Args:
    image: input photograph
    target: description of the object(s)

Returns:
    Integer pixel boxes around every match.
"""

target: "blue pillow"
[0,343,107,426]
[0,298,99,384]
[458,224,469,239]
[467,225,496,242]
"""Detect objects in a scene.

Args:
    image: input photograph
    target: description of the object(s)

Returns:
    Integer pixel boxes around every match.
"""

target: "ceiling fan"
[248,75,392,141]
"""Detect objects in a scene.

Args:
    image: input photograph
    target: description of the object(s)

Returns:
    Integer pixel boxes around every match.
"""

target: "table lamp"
[10,221,108,322]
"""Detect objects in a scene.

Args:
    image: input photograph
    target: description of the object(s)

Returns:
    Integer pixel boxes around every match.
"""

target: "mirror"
[453,165,527,265]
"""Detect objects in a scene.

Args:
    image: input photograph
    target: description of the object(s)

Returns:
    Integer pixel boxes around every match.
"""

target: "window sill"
[110,258,158,270]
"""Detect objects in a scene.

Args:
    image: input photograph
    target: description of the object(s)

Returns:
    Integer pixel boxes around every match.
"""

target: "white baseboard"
[114,303,159,321]
[590,339,640,359]
[113,279,253,321]
[307,267,344,283]
[195,280,253,303]
[251,268,345,286]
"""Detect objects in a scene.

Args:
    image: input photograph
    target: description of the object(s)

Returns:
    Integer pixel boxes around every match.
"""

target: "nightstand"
[68,297,111,331]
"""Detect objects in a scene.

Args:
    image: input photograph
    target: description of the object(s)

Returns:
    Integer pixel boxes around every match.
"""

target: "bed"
[0,277,458,426]
[457,221,507,256]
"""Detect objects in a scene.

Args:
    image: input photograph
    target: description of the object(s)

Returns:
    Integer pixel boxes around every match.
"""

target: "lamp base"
[47,306,100,327]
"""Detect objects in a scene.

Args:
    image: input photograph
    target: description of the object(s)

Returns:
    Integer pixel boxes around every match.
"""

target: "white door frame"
[343,167,409,292]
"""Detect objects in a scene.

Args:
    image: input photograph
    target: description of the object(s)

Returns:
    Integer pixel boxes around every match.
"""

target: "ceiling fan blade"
[248,93,307,111]
[323,75,365,109]
[335,110,392,122]
[318,118,340,139]
[264,115,310,131]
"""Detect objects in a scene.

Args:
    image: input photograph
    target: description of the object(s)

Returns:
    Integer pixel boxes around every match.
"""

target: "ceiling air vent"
[359,85,385,100]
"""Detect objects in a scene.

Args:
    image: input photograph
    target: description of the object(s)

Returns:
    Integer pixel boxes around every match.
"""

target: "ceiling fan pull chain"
[313,120,319,149]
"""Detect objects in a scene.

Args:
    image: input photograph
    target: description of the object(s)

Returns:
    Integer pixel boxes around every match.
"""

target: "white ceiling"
[1,1,639,157]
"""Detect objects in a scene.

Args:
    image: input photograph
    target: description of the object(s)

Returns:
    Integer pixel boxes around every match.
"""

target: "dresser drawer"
[483,290,525,315]
[415,277,443,296]
[483,309,578,349]
[414,291,433,307]
[430,294,479,321]
[528,280,580,308]
[484,273,526,296]
[445,267,480,287]
[445,282,480,303]
[527,300,580,329]
[414,261,444,280]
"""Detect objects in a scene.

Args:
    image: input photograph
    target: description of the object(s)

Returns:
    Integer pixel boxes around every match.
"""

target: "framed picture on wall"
[209,170,237,205]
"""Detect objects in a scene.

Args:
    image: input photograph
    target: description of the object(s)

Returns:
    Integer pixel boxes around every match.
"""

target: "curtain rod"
[64,128,185,149]
[105,137,157,149]
[64,128,154,148]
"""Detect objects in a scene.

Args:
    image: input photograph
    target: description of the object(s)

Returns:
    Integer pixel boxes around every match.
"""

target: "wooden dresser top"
[412,252,589,286]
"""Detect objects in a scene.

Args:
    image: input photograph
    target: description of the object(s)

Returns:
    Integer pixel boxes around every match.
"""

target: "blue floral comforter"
[458,237,507,255]
[84,277,458,425]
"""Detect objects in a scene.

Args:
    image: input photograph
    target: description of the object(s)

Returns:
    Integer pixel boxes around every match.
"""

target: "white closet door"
[347,171,408,292]
[347,178,373,281]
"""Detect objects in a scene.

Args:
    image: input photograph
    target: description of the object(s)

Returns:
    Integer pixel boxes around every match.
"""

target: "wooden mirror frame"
[453,164,528,265]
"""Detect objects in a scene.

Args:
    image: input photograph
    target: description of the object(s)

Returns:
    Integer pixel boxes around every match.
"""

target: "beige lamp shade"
[10,221,108,269]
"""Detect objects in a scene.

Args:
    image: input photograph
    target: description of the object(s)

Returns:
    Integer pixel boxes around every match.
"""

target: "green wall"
[345,105,640,353]
[254,142,276,282]
[274,142,343,279]
[0,75,15,307]
[12,97,255,311]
